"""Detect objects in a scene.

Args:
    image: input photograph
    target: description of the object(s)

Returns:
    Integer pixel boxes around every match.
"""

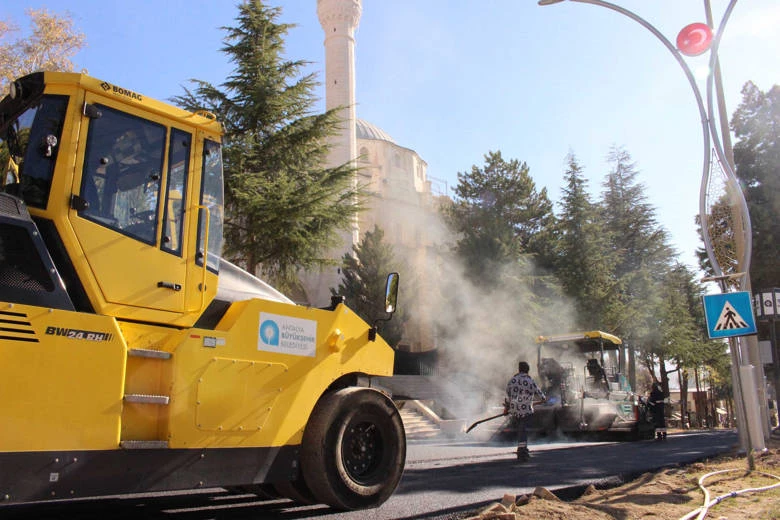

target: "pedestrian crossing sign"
[702,291,757,339]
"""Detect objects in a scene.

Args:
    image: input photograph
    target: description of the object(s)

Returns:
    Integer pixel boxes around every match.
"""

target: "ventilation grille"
[0,193,23,217]
[0,224,54,292]
[0,310,39,343]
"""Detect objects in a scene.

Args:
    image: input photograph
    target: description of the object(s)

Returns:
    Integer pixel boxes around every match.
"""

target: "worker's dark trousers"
[653,407,667,439]
[514,415,530,457]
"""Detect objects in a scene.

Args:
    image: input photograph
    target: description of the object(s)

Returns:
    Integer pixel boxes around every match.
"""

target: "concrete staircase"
[399,405,441,440]
[397,400,468,441]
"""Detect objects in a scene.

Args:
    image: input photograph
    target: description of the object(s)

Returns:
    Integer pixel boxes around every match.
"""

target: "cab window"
[0,95,69,209]
[79,105,165,244]
[196,139,223,273]
[161,128,190,256]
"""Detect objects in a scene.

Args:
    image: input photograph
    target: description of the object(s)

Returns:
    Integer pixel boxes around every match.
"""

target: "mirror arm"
[368,312,394,342]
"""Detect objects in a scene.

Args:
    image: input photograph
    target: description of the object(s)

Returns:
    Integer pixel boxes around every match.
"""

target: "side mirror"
[384,272,399,315]
[369,272,399,342]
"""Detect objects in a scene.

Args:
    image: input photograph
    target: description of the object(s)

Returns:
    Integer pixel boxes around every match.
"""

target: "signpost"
[702,290,765,457]
[755,288,780,432]
[703,292,758,339]
[754,288,779,321]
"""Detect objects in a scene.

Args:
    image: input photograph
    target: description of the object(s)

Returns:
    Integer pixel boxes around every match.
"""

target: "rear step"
[124,394,170,405]
[120,440,169,449]
[128,348,172,360]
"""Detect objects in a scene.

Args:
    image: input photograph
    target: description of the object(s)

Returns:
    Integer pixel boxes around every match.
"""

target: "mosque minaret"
[317,0,360,173]
[317,0,360,252]
[299,0,362,307]
[308,0,439,357]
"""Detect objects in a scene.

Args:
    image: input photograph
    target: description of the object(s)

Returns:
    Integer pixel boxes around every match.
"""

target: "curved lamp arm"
[703,0,752,286]
[540,0,748,281]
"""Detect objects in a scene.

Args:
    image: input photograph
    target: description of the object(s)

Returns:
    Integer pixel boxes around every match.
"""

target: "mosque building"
[303,0,443,357]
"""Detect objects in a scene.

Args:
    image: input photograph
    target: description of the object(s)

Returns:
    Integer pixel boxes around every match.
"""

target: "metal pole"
[729,335,754,468]
[562,3,714,267]
[703,0,770,441]
[771,318,780,427]
[703,0,734,167]
[538,0,765,464]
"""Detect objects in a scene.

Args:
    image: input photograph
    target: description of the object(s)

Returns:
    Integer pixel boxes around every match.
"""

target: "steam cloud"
[394,205,584,417]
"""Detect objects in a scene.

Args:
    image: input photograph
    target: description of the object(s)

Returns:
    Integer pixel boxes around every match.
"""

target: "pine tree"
[554,153,616,328]
[443,150,554,287]
[599,146,673,348]
[438,150,567,358]
[172,1,363,291]
[335,226,404,347]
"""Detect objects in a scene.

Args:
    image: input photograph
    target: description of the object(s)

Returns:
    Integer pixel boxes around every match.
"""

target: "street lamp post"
[538,0,767,464]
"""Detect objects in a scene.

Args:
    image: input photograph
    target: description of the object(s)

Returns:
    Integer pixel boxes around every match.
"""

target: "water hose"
[679,468,780,520]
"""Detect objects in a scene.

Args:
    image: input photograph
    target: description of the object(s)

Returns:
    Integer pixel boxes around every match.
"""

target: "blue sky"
[5,1,779,270]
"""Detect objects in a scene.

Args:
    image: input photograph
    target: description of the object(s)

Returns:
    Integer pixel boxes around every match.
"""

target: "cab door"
[69,93,192,315]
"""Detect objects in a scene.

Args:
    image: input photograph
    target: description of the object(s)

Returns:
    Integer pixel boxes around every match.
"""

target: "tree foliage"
[438,150,568,360]
[641,264,714,394]
[443,150,554,287]
[335,226,405,347]
[172,1,363,291]
[546,147,701,396]
[434,137,738,400]
[554,153,615,329]
[730,81,780,291]
[0,8,85,89]
[598,146,673,347]
[550,148,727,395]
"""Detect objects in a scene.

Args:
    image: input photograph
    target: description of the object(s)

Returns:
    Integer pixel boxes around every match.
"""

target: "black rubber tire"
[273,478,317,505]
[301,387,406,510]
[224,484,280,499]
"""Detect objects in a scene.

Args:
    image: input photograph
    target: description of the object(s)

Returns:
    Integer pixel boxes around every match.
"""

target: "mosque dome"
[356,119,395,144]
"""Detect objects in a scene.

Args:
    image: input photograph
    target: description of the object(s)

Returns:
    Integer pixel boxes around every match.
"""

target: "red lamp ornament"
[676,22,713,56]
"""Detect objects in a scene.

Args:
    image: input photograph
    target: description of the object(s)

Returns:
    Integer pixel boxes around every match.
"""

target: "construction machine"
[0,72,405,510]
[531,331,654,439]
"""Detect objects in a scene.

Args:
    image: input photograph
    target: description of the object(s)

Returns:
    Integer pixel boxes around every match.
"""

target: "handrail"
[194,204,210,313]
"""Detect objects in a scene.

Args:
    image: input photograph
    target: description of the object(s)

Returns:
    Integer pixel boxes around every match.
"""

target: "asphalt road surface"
[1,429,738,520]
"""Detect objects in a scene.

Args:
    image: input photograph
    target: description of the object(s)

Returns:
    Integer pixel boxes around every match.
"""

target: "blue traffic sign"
[702,291,758,339]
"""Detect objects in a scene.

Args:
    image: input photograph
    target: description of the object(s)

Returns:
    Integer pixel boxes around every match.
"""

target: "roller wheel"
[273,478,317,505]
[224,484,280,499]
[301,387,406,510]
